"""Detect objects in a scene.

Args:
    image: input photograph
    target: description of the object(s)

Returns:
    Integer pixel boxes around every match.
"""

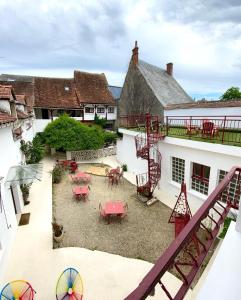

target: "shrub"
[104,131,118,146]
[20,183,31,204]
[52,165,63,184]
[94,114,107,128]
[20,135,45,164]
[122,164,128,172]
[44,114,105,151]
[52,222,63,237]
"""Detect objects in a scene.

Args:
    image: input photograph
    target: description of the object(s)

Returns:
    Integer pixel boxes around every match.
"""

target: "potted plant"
[51,164,63,183]
[52,222,64,242]
[20,183,31,205]
[122,164,128,172]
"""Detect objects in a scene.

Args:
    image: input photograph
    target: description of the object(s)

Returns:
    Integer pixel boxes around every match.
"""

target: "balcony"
[119,115,241,147]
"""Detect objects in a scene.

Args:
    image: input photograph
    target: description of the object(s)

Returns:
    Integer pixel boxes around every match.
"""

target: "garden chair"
[202,121,215,137]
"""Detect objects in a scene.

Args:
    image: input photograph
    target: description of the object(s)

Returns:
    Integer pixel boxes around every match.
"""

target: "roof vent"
[64,86,69,91]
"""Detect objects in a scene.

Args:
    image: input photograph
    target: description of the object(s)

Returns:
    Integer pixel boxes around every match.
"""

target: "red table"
[73,186,89,201]
[74,172,91,183]
[103,201,125,223]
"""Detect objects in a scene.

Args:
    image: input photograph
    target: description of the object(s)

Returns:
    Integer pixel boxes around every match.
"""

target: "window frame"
[171,157,185,184]
[96,107,105,114]
[85,107,94,114]
[107,106,115,113]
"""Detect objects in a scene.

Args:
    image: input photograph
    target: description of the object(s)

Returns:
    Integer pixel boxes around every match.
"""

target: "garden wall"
[66,146,116,161]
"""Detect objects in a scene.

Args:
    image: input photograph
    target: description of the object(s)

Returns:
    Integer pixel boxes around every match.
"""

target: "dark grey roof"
[0,74,34,83]
[108,85,122,100]
[138,60,193,107]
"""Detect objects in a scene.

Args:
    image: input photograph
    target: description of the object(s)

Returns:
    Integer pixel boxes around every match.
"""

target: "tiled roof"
[0,85,13,99]
[17,109,29,119]
[137,60,193,107]
[34,77,79,108]
[0,111,16,125]
[0,80,34,111]
[165,100,241,110]
[74,71,115,105]
[16,94,26,105]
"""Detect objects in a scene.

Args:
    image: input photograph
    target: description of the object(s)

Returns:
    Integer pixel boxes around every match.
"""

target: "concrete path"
[1,157,192,300]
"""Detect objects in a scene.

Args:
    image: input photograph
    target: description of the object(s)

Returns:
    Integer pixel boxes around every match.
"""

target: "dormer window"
[64,86,69,91]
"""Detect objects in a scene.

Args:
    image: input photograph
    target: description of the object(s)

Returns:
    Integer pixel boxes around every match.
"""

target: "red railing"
[165,116,241,146]
[125,166,241,300]
[119,115,241,146]
[119,114,157,129]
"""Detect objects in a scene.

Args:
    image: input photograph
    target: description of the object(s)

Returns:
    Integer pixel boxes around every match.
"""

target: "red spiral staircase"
[135,114,165,198]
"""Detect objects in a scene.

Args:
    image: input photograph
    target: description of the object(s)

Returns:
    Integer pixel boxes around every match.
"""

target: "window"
[64,86,70,91]
[97,107,105,114]
[108,107,115,113]
[191,163,210,195]
[172,157,185,183]
[218,170,240,205]
[85,107,94,114]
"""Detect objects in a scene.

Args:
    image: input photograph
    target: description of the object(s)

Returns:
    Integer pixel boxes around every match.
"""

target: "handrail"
[125,166,241,300]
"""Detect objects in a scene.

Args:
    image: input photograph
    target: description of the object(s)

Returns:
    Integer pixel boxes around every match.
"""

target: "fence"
[66,146,116,161]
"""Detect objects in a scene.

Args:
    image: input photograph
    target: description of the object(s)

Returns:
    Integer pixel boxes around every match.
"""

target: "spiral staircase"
[135,114,165,198]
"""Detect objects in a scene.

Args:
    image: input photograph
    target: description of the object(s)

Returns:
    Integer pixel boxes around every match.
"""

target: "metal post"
[166,116,169,136]
[221,116,226,144]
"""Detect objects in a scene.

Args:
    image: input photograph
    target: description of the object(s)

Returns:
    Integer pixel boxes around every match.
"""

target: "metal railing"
[166,116,241,145]
[125,166,241,300]
[119,115,241,146]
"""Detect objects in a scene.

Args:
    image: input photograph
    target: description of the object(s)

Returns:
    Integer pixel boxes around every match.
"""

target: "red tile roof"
[165,100,241,110]
[34,77,80,108]
[0,85,14,100]
[16,109,29,119]
[0,81,34,111]
[0,111,16,125]
[74,71,115,105]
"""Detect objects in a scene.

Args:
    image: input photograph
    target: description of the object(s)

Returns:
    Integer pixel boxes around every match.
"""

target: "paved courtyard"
[53,163,174,263]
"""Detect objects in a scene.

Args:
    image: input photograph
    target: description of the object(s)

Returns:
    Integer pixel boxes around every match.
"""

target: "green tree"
[44,114,105,151]
[220,87,241,101]
[20,135,45,164]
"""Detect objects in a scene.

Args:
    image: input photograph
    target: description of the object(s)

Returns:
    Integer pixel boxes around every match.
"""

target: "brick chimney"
[132,41,139,65]
[166,63,173,76]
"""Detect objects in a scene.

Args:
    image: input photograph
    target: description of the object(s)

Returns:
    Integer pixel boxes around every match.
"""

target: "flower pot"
[54,230,64,243]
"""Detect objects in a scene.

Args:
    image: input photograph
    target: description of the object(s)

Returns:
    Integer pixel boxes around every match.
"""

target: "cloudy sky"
[0,0,241,99]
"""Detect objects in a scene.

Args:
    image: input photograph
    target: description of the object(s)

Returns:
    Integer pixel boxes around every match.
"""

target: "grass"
[164,126,241,147]
[219,217,235,239]
[124,126,241,147]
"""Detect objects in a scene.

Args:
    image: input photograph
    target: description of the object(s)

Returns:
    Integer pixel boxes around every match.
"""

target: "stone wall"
[67,146,116,161]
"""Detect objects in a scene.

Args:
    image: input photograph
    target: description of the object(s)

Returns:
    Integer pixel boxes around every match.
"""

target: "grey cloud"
[0,0,127,71]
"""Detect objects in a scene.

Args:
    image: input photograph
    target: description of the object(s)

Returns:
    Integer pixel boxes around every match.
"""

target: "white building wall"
[0,125,25,282]
[34,119,51,133]
[117,129,241,214]
[164,107,241,118]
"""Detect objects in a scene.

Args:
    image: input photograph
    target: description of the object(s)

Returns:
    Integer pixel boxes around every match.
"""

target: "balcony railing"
[119,115,241,146]
[125,166,241,300]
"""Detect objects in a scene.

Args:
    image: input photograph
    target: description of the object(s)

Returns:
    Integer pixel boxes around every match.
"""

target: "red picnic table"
[73,172,91,183]
[101,201,127,223]
[73,185,89,201]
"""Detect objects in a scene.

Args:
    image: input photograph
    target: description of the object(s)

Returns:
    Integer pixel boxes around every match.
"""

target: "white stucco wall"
[0,118,35,282]
[34,119,51,132]
[0,125,24,281]
[164,106,241,118]
[117,128,241,213]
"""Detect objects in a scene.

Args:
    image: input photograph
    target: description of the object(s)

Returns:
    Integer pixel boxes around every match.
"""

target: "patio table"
[74,172,91,183]
[103,201,125,223]
[73,185,89,201]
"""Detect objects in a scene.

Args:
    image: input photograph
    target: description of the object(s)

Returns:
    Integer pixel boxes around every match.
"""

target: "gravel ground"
[53,164,174,263]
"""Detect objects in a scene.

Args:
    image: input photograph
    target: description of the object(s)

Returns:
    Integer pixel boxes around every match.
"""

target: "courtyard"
[53,163,174,263]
